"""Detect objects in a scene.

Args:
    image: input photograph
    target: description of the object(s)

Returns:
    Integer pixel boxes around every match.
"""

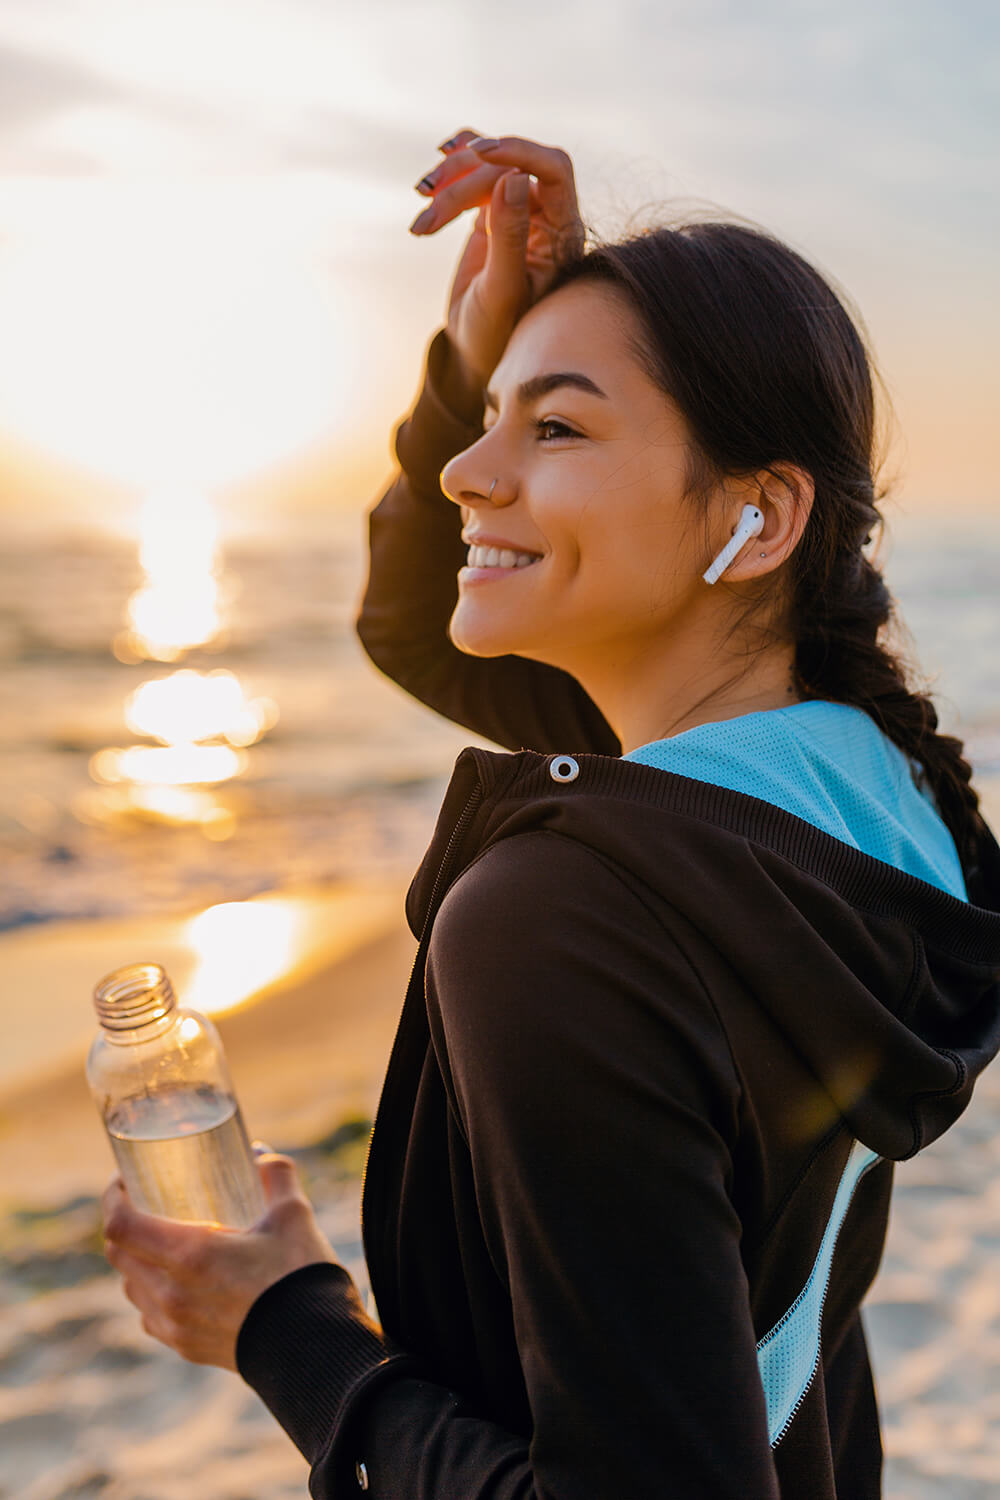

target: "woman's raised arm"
[356,131,620,756]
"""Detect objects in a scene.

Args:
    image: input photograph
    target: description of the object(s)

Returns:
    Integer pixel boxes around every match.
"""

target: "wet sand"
[0,886,997,1499]
[0,880,416,1210]
[0,883,416,1500]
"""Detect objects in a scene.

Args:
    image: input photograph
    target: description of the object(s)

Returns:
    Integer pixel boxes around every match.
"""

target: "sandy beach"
[0,882,415,1500]
[1,883,998,1500]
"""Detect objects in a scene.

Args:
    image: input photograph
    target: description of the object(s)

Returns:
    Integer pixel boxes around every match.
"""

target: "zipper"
[418,782,484,943]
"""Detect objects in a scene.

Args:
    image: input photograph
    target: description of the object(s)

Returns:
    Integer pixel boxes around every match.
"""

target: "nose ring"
[489,477,498,503]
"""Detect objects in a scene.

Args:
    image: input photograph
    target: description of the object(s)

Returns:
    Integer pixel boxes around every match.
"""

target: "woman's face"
[441,282,714,678]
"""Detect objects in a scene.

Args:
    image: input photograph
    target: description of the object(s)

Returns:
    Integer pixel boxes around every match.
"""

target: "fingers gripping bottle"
[87,963,265,1229]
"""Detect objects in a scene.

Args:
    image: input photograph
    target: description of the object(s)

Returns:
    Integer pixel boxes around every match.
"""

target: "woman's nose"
[441,449,516,510]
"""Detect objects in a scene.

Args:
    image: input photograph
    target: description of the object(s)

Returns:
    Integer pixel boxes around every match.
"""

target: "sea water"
[2,520,998,937]
[107,1084,265,1228]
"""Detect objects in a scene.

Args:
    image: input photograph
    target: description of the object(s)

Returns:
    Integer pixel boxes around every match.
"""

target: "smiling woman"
[439,277,812,750]
[100,128,1000,1500]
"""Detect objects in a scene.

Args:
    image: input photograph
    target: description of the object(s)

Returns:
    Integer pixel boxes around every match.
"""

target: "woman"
[104,131,1000,1498]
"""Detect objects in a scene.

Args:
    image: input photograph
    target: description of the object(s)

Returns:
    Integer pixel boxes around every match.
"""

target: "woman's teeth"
[466,544,540,570]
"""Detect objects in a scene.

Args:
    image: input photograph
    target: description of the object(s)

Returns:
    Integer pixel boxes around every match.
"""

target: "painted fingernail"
[409,206,436,234]
[468,137,500,152]
[437,136,460,152]
[414,175,436,196]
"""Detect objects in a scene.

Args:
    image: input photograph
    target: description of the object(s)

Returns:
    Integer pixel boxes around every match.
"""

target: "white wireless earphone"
[702,504,765,585]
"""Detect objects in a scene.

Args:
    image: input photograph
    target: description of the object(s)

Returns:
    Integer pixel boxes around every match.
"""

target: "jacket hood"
[408,747,1000,1163]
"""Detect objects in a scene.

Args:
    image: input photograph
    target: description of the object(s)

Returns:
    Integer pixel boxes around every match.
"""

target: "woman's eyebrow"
[483,371,609,412]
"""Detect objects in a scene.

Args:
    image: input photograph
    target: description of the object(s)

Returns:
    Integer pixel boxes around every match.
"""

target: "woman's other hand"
[411,129,586,394]
[102,1149,340,1369]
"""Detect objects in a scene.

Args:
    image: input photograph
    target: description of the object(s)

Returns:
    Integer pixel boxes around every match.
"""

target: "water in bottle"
[87,963,265,1228]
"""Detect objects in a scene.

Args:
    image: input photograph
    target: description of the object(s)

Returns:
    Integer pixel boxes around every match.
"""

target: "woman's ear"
[723,463,814,581]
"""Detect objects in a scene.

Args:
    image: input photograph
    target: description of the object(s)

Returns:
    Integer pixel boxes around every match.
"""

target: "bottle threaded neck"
[94,963,177,1031]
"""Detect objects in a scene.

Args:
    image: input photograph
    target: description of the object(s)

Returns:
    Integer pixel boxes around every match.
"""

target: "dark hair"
[545,222,990,892]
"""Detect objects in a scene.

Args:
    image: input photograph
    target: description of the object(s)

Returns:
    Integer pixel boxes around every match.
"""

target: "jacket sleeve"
[237,832,780,1499]
[355,327,621,756]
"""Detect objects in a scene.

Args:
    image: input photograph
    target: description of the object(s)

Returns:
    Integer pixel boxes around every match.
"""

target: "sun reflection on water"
[91,740,247,787]
[117,486,223,663]
[126,670,277,748]
[85,487,278,832]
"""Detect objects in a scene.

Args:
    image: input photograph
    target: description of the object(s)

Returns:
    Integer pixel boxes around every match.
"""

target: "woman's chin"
[448,626,512,659]
[448,603,525,660]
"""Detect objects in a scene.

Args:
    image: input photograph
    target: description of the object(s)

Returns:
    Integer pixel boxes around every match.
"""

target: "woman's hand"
[102,1150,340,1370]
[411,129,586,391]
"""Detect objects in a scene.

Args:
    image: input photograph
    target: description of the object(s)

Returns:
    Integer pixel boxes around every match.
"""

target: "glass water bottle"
[87,962,265,1229]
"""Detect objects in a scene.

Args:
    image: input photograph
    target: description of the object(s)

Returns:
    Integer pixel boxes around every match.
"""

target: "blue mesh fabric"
[755,1139,880,1446]
[623,700,968,900]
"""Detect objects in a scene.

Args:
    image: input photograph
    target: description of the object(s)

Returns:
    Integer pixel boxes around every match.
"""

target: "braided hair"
[546,222,991,894]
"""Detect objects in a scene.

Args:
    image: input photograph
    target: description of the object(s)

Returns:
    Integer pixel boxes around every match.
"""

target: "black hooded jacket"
[235,329,1000,1499]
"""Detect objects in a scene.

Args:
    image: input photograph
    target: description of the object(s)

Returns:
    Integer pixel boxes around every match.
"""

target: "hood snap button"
[548,755,580,783]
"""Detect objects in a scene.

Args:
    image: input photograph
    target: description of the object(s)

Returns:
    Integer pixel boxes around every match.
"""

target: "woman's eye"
[534,418,578,442]
[480,417,578,442]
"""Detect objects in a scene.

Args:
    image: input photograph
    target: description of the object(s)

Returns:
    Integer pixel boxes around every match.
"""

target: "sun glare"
[176,884,405,1019]
[91,742,246,787]
[87,665,277,826]
[83,470,280,830]
[0,181,361,501]
[183,899,304,1016]
[125,669,277,747]
[117,487,222,661]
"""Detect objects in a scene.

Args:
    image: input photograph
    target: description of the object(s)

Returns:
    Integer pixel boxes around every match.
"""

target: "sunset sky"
[0,0,995,536]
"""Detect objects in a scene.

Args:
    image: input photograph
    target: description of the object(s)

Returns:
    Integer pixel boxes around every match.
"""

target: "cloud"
[275,111,428,182]
[0,42,124,172]
[0,42,128,127]
[0,41,143,175]
[0,31,422,182]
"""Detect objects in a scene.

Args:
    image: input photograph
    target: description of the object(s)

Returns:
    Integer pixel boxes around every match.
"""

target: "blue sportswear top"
[623,699,968,901]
